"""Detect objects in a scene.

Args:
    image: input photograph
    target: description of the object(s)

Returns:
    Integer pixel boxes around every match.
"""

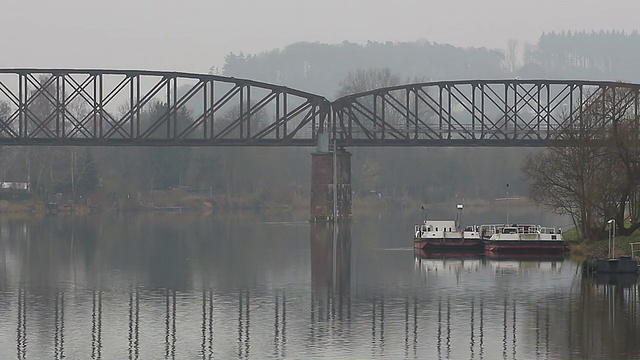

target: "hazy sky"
[2,0,638,73]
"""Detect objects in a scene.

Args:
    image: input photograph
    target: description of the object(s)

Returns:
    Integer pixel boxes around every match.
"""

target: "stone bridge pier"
[310,135,352,222]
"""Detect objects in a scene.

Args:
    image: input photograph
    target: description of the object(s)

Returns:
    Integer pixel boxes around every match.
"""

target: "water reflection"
[54,291,65,359]
[0,214,638,359]
[309,222,352,352]
[16,286,26,360]
[237,289,249,360]
[91,289,103,359]
[413,249,640,359]
[273,290,286,359]
[201,290,213,359]
[128,287,139,360]
[310,222,351,317]
[575,274,640,359]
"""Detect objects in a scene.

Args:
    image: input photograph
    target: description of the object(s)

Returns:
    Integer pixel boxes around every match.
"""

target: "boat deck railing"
[418,223,564,238]
[480,224,563,236]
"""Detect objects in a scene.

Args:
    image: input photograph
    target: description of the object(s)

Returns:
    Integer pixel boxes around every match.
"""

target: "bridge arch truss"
[331,80,640,147]
[0,69,330,146]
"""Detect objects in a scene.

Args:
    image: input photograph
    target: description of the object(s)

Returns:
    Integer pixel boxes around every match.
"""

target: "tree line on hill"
[520,30,640,81]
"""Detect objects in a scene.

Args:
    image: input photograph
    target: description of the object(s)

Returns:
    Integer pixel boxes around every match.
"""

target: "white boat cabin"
[416,220,457,234]
[414,220,480,239]
[480,224,563,241]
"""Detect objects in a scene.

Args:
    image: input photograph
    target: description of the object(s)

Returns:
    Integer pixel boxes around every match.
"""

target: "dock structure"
[631,242,640,262]
[583,255,639,274]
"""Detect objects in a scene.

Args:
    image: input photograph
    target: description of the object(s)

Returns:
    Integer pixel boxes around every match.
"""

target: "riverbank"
[0,187,313,216]
[0,190,458,216]
[568,234,640,259]
[0,192,561,223]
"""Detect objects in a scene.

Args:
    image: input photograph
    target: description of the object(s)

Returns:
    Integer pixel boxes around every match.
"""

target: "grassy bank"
[565,228,640,258]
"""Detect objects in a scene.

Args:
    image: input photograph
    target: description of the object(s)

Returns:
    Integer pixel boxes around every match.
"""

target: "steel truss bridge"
[0,69,638,147]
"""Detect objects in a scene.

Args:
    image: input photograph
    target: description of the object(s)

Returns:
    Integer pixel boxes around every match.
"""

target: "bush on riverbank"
[568,229,640,258]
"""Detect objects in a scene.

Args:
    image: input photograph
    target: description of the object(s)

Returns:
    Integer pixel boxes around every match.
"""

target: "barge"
[414,220,483,251]
[480,224,568,253]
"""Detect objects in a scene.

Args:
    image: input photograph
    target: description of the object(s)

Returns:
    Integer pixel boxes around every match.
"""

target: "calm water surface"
[0,205,638,359]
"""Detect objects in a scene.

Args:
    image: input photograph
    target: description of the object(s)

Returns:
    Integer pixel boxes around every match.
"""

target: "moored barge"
[414,220,483,251]
[480,224,568,253]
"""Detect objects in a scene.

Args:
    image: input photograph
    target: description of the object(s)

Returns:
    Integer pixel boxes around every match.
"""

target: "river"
[0,204,637,359]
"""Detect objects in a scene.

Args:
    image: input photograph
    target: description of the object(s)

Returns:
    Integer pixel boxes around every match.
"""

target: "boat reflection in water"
[486,251,565,275]
[413,248,483,273]
[589,273,638,288]
[414,248,567,275]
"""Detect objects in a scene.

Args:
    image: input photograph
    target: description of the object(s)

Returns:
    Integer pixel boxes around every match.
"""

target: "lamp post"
[456,204,463,231]
[607,219,616,258]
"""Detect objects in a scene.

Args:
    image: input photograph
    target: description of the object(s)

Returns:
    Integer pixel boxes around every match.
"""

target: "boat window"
[435,227,438,231]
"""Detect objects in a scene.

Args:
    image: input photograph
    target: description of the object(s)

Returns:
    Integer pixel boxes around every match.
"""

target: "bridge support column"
[310,146,352,222]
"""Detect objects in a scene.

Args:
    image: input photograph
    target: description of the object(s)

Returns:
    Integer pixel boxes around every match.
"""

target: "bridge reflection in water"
[310,222,351,323]
[2,219,640,359]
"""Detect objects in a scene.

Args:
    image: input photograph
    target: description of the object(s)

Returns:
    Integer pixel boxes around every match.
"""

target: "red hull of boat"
[484,243,567,253]
[414,239,484,251]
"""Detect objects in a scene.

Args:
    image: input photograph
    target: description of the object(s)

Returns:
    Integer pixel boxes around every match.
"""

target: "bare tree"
[523,87,640,240]
[505,39,518,73]
[337,68,402,98]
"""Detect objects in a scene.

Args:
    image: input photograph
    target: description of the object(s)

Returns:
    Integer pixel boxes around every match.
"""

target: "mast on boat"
[455,204,463,231]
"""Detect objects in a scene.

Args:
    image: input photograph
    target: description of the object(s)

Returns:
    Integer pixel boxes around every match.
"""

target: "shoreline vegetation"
[564,229,640,259]
[0,191,520,216]
[0,192,635,259]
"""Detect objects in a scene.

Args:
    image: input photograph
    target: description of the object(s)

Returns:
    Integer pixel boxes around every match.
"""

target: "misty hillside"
[221,40,506,98]
[216,33,639,205]
[222,32,640,98]
[520,30,640,81]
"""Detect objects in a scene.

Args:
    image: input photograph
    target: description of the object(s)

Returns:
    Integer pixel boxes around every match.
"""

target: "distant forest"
[221,30,640,94]
[521,30,640,81]
[2,31,639,208]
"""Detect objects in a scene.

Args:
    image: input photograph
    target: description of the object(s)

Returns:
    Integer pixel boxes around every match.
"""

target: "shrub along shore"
[565,229,640,259]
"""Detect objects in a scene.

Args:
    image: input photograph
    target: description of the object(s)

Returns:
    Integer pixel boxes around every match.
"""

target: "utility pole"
[333,137,338,223]
[332,137,338,290]
[506,183,510,224]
